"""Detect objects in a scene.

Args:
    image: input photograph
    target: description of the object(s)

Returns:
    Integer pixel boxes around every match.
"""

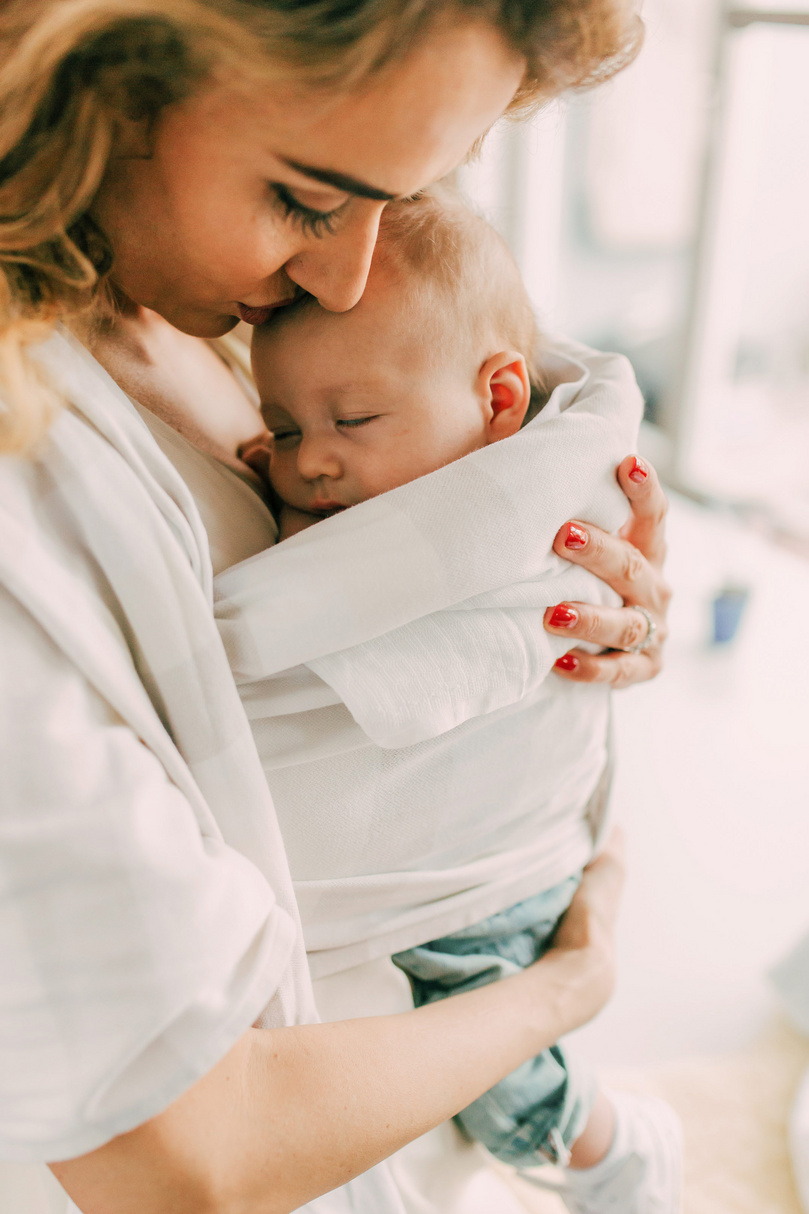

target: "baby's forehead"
[254,276,451,376]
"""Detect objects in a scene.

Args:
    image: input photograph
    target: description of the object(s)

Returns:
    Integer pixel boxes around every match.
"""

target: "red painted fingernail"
[629,457,648,484]
[549,604,578,628]
[564,523,588,550]
[555,654,580,672]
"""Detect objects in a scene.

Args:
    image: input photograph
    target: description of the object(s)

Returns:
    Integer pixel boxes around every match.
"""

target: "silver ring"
[627,605,657,653]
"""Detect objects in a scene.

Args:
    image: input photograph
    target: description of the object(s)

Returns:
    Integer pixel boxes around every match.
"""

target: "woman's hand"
[538,828,625,1033]
[544,455,671,688]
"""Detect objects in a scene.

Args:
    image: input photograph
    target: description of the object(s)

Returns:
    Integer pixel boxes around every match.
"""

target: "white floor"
[571,492,809,1067]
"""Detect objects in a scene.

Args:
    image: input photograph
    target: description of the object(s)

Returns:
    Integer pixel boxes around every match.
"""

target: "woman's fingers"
[544,600,662,654]
[581,826,625,929]
[547,456,671,690]
[551,521,671,617]
[616,455,668,569]
[551,644,663,689]
[551,828,625,955]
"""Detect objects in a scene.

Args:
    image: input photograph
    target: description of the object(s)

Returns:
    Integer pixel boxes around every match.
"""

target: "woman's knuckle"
[620,615,645,650]
[611,659,632,688]
[582,610,602,642]
[621,546,645,584]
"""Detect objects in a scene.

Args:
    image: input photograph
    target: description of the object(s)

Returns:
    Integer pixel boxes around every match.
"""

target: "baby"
[256,190,546,544]
[245,189,682,1213]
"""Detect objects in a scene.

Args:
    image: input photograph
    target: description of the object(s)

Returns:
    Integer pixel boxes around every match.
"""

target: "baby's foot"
[520,1090,683,1214]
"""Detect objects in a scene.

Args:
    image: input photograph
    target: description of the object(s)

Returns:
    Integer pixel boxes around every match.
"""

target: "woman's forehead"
[184,23,523,198]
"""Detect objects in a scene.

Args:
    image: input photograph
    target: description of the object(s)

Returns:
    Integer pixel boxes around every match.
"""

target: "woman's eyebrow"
[280,158,397,202]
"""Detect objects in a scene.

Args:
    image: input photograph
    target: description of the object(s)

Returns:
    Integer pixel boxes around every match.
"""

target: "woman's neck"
[72,304,266,474]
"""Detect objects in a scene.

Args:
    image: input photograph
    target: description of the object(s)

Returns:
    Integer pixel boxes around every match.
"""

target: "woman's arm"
[51,840,623,1214]
[545,455,671,687]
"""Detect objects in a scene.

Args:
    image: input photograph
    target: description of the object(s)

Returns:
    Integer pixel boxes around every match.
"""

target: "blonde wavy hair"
[0,0,642,454]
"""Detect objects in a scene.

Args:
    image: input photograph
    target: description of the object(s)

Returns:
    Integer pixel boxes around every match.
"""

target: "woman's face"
[91,20,524,337]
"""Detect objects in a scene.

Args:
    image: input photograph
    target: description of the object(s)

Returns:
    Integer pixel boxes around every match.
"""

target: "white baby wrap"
[0,326,638,1214]
[215,338,643,977]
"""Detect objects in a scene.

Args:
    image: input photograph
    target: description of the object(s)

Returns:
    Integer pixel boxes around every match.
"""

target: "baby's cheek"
[268,454,295,495]
[362,457,428,498]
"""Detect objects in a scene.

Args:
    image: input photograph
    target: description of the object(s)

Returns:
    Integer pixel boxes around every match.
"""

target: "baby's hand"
[238,432,273,484]
[237,434,320,542]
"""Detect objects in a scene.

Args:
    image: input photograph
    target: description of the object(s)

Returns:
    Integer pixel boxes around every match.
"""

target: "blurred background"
[457,3,809,1211]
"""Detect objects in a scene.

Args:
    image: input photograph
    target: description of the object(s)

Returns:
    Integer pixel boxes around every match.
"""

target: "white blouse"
[0,329,317,1158]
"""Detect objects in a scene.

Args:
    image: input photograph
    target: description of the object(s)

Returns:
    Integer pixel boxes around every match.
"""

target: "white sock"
[562,1089,683,1214]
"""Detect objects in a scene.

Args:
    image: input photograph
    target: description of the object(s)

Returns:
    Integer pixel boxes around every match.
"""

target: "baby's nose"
[296,435,342,482]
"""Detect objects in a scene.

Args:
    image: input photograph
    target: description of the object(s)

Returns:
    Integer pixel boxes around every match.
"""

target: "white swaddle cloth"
[215,336,643,977]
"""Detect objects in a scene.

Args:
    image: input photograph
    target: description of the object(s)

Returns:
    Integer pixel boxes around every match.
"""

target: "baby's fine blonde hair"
[374,187,547,405]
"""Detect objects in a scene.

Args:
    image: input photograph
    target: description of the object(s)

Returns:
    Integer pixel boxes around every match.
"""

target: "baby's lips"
[309,500,348,516]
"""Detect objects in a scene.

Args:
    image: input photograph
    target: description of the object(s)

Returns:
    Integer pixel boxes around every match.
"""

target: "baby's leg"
[540,1086,683,1213]
[568,1089,615,1169]
[393,876,591,1167]
[393,883,683,1210]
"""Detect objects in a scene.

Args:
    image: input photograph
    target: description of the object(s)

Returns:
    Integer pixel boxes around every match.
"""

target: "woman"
[0,3,670,1212]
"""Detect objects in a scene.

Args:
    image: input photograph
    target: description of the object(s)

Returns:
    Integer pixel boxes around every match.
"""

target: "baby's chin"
[308,501,350,517]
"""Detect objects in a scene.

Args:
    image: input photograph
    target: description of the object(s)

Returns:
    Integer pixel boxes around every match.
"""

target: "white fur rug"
[502,1019,809,1214]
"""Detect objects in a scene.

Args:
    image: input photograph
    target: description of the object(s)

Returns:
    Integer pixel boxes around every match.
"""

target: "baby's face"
[252,269,488,517]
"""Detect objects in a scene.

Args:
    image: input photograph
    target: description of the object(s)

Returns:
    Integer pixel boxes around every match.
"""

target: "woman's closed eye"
[270,182,349,238]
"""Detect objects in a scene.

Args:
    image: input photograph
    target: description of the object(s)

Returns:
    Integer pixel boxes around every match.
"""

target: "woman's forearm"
[51,950,597,1214]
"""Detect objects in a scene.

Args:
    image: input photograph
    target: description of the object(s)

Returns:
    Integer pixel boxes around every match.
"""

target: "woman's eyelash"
[271,183,345,237]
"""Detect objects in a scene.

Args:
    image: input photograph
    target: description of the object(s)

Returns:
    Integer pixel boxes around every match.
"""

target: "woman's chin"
[178,310,241,338]
[152,307,242,339]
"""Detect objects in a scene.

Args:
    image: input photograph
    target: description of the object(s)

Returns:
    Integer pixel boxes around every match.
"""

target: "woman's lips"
[236,300,294,325]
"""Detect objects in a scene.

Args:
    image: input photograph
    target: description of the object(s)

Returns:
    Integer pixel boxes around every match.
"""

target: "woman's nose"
[297,434,342,482]
[285,202,384,313]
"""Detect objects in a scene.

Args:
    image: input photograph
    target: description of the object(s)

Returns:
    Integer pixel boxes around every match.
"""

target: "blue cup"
[711,585,750,645]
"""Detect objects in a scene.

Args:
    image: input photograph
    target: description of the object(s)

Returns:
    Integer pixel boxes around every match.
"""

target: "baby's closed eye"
[336,415,380,429]
[270,426,302,446]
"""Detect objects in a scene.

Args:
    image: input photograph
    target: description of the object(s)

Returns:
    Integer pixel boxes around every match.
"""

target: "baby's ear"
[477,352,531,443]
